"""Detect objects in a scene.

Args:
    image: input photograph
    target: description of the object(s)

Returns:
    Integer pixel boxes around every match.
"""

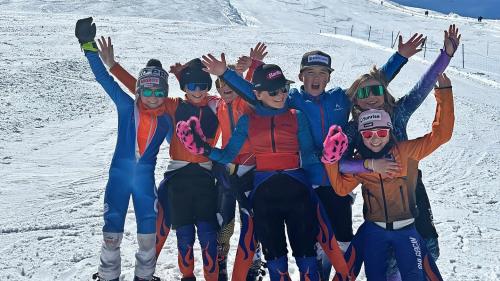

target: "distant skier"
[75,17,172,281]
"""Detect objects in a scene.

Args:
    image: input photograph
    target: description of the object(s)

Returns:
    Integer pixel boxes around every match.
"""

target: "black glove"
[75,17,98,52]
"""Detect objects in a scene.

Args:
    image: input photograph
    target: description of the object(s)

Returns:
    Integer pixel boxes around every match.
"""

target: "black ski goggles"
[268,84,290,96]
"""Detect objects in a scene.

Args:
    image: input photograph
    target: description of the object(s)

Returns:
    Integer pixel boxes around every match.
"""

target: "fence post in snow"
[350,25,354,36]
[368,26,372,41]
[423,39,427,58]
[462,44,465,68]
[391,31,393,47]
[391,31,400,49]
[334,27,337,34]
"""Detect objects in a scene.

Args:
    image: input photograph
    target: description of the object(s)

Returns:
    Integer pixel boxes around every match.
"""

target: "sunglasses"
[268,84,290,97]
[360,128,390,139]
[356,85,385,99]
[186,82,209,91]
[141,88,167,98]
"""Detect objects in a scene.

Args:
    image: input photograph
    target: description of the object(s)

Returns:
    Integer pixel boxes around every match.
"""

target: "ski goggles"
[141,88,167,98]
[361,128,390,139]
[356,85,385,99]
[186,82,209,91]
[268,84,290,97]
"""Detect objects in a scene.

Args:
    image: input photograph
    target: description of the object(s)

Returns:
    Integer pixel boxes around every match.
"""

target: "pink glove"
[321,125,348,164]
[176,116,207,155]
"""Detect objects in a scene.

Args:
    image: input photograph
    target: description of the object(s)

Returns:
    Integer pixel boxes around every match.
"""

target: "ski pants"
[252,173,317,260]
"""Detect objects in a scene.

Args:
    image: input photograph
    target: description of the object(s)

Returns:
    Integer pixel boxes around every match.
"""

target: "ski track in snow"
[0,1,499,280]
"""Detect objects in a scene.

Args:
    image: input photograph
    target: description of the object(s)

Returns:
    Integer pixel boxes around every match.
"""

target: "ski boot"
[91,272,118,281]
[247,260,266,281]
[133,276,161,281]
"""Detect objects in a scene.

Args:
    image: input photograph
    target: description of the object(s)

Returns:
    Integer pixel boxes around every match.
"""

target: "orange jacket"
[325,88,454,223]
[215,97,255,165]
[110,63,218,162]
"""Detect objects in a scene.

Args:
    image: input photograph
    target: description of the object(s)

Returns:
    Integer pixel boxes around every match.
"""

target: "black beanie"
[146,59,163,68]
[179,58,212,91]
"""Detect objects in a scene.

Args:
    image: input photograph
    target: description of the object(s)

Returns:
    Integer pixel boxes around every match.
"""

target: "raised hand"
[236,56,252,73]
[250,42,268,61]
[75,17,96,44]
[444,24,461,57]
[436,73,451,88]
[201,53,227,76]
[169,62,186,77]
[398,33,426,58]
[370,158,401,178]
[97,36,116,68]
[322,125,348,164]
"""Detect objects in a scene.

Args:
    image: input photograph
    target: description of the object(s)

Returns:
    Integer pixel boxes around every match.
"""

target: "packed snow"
[0,0,499,280]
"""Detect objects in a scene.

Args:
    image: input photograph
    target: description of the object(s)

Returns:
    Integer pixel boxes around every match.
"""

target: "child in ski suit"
[179,55,352,281]
[75,18,172,281]
[211,43,269,281]
[234,35,426,280]
[107,56,220,281]
[323,72,454,280]
[338,24,460,281]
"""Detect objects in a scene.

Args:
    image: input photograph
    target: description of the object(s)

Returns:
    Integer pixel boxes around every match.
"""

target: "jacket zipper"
[399,186,407,211]
[270,116,276,152]
[365,189,373,213]
[227,103,236,131]
[379,174,389,222]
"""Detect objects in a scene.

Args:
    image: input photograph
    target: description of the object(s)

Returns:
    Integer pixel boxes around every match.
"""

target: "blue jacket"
[221,52,408,186]
[341,49,452,170]
[85,52,173,233]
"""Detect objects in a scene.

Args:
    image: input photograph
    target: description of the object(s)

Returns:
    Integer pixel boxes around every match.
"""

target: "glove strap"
[81,41,98,52]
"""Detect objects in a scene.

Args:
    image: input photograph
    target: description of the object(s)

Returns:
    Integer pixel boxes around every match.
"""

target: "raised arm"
[202,53,259,106]
[380,33,426,82]
[396,25,460,122]
[401,74,455,160]
[75,18,132,107]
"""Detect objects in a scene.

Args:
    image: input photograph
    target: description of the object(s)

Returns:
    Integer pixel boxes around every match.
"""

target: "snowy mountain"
[0,0,499,280]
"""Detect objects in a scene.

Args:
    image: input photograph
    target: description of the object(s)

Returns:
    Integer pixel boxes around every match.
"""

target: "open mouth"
[311,83,320,90]
[191,93,203,99]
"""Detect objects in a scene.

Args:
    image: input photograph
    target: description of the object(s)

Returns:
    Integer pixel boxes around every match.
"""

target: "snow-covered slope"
[0,1,499,280]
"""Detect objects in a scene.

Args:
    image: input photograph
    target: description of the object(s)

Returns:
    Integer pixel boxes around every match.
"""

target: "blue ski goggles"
[186,82,209,92]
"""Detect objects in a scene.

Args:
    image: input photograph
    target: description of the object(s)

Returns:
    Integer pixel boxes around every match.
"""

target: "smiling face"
[254,87,288,109]
[216,80,238,103]
[360,128,391,153]
[136,87,166,109]
[299,66,331,96]
[185,87,209,104]
[355,79,386,110]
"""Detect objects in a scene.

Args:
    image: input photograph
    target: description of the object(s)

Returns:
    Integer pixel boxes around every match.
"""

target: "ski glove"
[75,17,98,52]
[321,125,348,164]
[176,116,211,156]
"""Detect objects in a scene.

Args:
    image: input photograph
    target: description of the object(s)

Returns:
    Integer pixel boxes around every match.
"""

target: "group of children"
[75,17,460,281]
